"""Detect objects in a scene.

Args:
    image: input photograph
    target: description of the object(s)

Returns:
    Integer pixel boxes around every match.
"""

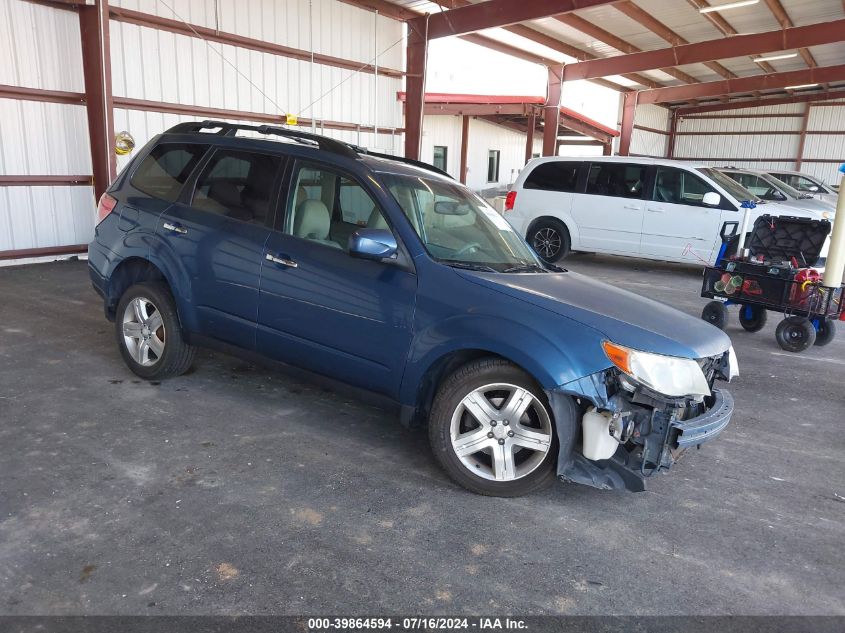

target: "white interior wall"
[420,115,544,191]
[627,103,670,158]
[803,101,845,185]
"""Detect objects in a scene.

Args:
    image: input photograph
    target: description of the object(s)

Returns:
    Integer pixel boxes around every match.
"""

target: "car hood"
[458,269,731,360]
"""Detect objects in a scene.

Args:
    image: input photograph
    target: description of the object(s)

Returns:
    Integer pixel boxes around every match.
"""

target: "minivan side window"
[190,149,283,225]
[131,144,207,202]
[586,163,646,199]
[523,162,580,193]
[653,167,718,207]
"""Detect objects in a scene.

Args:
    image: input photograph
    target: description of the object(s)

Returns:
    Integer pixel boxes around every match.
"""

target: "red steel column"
[795,103,811,170]
[667,109,678,159]
[524,110,536,163]
[404,20,428,160]
[80,0,117,200]
[459,115,470,184]
[618,91,637,157]
[542,67,562,156]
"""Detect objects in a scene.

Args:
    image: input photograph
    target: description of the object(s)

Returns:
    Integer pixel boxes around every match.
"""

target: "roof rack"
[166,120,359,159]
[165,120,452,179]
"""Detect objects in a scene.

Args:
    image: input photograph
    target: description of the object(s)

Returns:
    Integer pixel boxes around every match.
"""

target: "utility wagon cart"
[700,214,845,352]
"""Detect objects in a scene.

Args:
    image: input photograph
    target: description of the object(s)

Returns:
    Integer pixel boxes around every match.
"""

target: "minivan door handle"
[265,253,298,268]
[162,222,187,234]
[647,207,665,213]
[623,204,642,211]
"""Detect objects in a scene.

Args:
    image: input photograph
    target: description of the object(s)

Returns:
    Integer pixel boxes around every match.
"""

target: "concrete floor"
[1,256,844,616]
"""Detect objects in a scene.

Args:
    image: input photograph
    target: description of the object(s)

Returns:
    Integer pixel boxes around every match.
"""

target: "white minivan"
[504,156,831,265]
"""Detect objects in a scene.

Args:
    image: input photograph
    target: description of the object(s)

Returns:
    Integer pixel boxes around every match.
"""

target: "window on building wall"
[487,150,500,183]
[433,146,448,172]
[532,153,541,159]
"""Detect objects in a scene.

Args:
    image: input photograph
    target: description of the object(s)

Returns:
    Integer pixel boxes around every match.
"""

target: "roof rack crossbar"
[165,120,453,179]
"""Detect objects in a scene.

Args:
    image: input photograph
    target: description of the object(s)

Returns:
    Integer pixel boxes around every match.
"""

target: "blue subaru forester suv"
[89,121,737,497]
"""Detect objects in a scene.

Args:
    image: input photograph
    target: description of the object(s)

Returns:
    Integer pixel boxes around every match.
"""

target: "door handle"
[623,205,642,211]
[647,207,665,213]
[265,253,298,268]
[162,222,187,234]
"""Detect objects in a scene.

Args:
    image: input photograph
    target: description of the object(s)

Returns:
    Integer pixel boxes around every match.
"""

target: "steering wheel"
[453,242,482,258]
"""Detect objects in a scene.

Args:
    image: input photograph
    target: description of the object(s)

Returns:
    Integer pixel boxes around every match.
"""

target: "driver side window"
[653,167,717,207]
[286,163,390,251]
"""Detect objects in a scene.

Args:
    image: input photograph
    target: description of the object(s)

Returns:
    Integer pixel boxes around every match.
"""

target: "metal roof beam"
[411,0,622,40]
[639,65,845,104]
[613,1,736,80]
[562,19,845,81]
[675,88,845,115]
[554,13,700,85]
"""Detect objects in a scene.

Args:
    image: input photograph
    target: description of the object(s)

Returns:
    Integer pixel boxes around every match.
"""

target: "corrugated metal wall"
[110,0,405,171]
[0,1,94,258]
[2,0,404,261]
[674,101,843,184]
[420,115,544,190]
[629,104,669,158]
[803,102,845,185]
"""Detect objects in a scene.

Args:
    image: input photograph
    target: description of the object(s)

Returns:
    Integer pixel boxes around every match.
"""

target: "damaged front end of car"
[546,344,738,492]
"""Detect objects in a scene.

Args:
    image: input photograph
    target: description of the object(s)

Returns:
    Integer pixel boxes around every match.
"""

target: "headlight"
[602,341,711,398]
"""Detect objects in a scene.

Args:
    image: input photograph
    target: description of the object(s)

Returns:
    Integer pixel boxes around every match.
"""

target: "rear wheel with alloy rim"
[115,282,195,379]
[528,219,569,263]
[428,359,558,496]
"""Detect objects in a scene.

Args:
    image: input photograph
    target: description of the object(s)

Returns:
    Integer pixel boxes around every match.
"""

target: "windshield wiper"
[503,263,548,273]
[440,260,498,273]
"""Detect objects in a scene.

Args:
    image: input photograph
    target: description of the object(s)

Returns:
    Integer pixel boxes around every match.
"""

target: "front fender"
[398,311,611,406]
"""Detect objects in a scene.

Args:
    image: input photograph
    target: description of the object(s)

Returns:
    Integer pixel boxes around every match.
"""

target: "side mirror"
[809,185,819,192]
[348,228,398,261]
[703,192,722,207]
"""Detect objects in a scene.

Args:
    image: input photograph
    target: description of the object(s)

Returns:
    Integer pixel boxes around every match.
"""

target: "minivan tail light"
[97,193,117,223]
[505,190,517,211]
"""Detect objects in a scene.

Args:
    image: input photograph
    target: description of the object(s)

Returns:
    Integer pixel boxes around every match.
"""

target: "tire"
[702,301,728,330]
[775,316,816,353]
[115,281,196,380]
[814,319,837,347]
[738,304,767,332]
[428,358,559,497]
[528,219,570,263]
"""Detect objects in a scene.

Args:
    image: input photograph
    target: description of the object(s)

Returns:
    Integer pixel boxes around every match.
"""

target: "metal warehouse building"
[1,0,844,258]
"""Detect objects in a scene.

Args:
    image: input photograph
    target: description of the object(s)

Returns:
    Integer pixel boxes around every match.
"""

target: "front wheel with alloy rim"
[428,359,558,497]
[115,282,196,380]
[528,219,569,263]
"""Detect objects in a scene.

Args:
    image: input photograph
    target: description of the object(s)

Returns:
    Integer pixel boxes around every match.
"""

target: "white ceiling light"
[700,0,760,14]
[752,52,799,63]
[784,83,819,90]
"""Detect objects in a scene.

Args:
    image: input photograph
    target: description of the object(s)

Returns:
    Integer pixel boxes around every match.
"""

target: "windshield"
[696,167,761,204]
[381,173,543,272]
[763,174,808,199]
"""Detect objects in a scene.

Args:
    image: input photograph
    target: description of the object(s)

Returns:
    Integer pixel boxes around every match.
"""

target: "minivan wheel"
[428,359,558,497]
[115,282,195,380]
[528,219,570,263]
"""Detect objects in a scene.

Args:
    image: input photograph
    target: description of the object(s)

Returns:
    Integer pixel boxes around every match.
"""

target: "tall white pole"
[822,164,845,288]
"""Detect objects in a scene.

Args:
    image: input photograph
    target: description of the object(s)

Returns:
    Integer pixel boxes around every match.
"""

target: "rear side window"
[131,143,207,202]
[190,149,283,225]
[586,163,647,199]
[523,161,580,192]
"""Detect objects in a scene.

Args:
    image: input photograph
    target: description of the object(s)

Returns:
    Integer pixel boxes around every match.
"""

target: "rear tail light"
[505,190,517,211]
[97,193,117,223]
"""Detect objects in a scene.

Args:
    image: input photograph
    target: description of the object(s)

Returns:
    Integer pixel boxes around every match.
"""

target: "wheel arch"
[106,257,169,320]
[403,348,546,428]
[525,215,576,252]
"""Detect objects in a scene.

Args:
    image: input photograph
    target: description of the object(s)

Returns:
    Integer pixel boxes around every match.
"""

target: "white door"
[569,162,648,254]
[641,166,732,263]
